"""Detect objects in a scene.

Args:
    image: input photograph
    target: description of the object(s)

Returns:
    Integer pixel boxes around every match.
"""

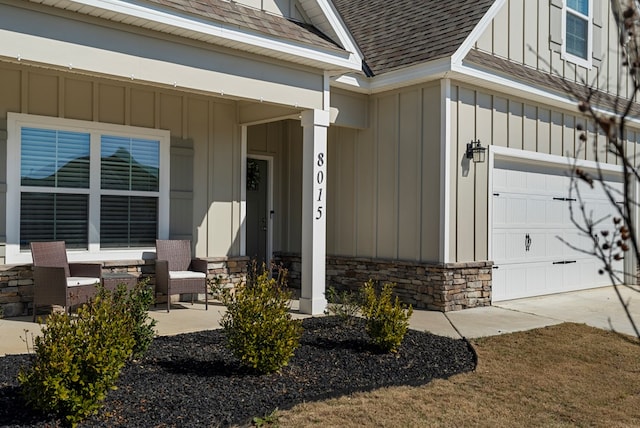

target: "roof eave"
[30,0,362,73]
[331,57,453,94]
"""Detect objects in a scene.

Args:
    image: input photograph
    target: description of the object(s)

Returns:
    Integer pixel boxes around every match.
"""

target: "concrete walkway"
[1,285,639,356]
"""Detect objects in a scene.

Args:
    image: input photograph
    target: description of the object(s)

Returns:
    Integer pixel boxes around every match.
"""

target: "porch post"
[299,109,330,315]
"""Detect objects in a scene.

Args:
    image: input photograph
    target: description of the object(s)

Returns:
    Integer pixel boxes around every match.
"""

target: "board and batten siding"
[327,84,442,263]
[475,0,632,99]
[0,62,244,262]
[449,83,640,263]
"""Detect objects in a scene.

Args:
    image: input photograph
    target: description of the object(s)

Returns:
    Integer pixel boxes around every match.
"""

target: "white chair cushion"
[67,277,100,287]
[169,271,206,280]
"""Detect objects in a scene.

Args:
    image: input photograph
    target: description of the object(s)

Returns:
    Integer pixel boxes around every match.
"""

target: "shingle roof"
[465,49,640,117]
[331,0,495,76]
[142,0,342,51]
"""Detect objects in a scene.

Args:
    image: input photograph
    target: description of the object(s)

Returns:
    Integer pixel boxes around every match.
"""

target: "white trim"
[561,0,594,70]
[323,71,331,111]
[315,0,366,66]
[331,57,451,94]
[6,112,170,264]
[246,154,274,264]
[240,126,247,257]
[30,0,361,71]
[451,0,508,65]
[440,79,452,263]
[490,145,624,174]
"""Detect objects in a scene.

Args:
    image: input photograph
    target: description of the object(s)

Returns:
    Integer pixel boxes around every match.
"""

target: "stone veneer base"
[273,252,492,312]
[0,256,248,318]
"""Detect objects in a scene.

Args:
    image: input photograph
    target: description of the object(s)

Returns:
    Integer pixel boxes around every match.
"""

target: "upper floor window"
[6,113,170,263]
[563,0,593,68]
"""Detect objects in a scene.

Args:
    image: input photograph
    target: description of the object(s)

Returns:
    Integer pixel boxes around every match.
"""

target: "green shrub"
[19,290,135,426]
[361,280,413,353]
[101,279,157,360]
[324,286,362,324]
[221,264,302,374]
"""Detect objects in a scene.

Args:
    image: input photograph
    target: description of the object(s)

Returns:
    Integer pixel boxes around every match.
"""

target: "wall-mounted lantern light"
[466,139,486,163]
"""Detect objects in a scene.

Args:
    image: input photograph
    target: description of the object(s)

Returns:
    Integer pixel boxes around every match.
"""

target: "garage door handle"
[565,260,576,264]
[553,261,566,265]
[525,234,532,251]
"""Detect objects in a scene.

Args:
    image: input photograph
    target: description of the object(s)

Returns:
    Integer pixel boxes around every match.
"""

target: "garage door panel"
[492,262,563,301]
[492,163,622,302]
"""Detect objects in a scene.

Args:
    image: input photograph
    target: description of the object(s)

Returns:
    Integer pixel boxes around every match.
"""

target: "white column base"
[299,296,328,316]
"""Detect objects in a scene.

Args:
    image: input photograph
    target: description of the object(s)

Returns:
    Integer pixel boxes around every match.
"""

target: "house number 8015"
[315,152,325,220]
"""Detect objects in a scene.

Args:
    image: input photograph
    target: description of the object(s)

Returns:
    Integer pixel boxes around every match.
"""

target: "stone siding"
[0,257,248,318]
[273,252,492,312]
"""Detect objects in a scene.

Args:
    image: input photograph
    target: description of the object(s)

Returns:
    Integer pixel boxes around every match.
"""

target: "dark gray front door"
[246,158,268,266]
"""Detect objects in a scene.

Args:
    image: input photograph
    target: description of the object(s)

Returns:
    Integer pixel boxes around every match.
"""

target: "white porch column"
[299,109,330,315]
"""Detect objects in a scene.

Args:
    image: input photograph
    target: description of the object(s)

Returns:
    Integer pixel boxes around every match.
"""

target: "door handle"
[525,233,532,251]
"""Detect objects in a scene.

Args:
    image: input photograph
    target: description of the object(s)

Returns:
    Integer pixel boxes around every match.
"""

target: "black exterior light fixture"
[466,139,486,163]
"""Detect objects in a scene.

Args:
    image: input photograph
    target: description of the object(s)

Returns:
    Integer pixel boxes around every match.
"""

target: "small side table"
[102,273,139,292]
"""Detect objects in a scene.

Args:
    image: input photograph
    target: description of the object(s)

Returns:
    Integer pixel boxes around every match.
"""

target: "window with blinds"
[18,125,161,250]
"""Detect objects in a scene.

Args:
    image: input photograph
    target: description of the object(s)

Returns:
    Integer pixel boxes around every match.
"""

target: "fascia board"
[331,57,453,94]
[313,0,365,65]
[452,0,507,65]
[45,0,362,71]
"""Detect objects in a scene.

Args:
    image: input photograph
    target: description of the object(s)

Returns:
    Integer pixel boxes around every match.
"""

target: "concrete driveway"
[443,285,640,339]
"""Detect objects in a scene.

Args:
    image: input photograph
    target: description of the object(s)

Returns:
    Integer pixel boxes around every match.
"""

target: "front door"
[246,158,269,266]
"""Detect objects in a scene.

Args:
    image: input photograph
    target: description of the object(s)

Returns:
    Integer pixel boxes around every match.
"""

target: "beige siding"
[330,88,368,129]
[0,62,244,258]
[456,87,476,262]
[449,82,640,262]
[376,94,399,259]
[475,0,622,96]
[421,86,441,262]
[327,126,357,256]
[326,83,442,263]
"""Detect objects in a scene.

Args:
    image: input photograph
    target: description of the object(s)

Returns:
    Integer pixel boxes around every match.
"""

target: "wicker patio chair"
[155,239,208,312]
[30,241,102,321]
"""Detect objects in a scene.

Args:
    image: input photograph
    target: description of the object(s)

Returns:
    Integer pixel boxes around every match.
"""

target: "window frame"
[6,112,170,263]
[561,0,593,69]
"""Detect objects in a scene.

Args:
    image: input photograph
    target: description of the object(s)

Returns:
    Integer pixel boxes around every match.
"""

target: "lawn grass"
[277,323,640,427]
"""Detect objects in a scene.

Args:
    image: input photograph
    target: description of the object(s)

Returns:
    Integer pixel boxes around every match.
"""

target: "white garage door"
[491,162,623,302]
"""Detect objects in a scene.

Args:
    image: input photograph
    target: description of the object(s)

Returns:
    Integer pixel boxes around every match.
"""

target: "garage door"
[491,161,623,302]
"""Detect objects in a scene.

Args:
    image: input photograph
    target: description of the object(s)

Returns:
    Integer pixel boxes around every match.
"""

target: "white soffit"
[25,0,362,72]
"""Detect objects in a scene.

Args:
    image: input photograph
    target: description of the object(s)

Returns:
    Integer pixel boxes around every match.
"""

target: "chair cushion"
[67,277,100,287]
[169,271,206,280]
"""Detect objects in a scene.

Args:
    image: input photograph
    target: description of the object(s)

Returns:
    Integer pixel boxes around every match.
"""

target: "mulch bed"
[0,316,476,427]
